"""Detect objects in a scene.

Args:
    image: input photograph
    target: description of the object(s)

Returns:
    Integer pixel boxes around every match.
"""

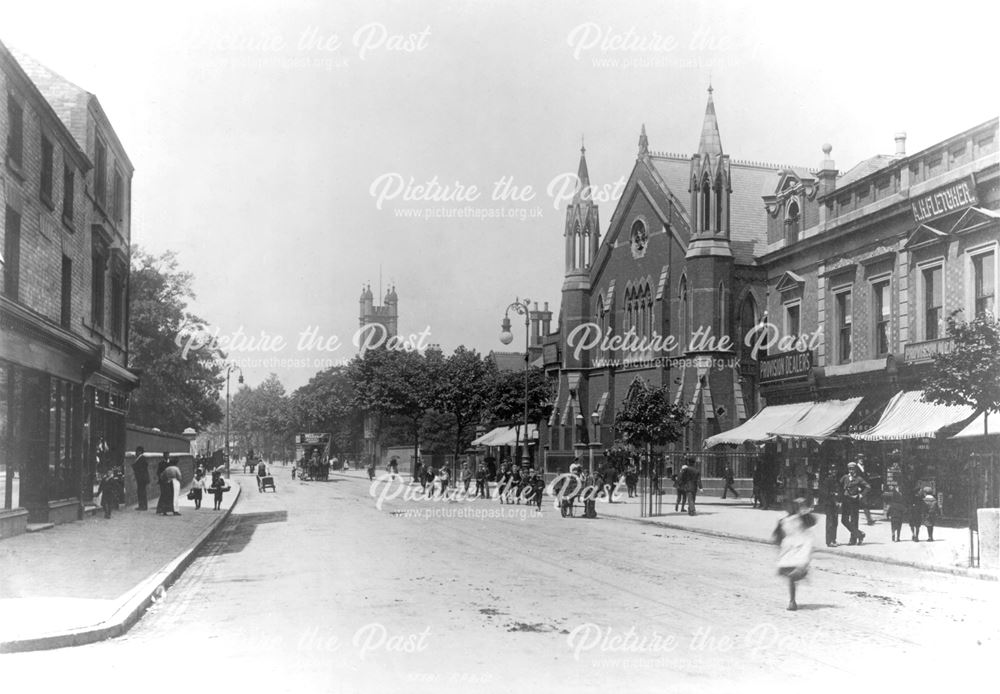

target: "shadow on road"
[215,510,289,555]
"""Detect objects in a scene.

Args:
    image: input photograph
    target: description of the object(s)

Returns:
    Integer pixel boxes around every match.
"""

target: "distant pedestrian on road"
[772,497,816,612]
[475,463,489,498]
[366,460,375,481]
[839,461,869,545]
[855,455,876,525]
[132,446,149,511]
[751,465,762,508]
[582,469,598,519]
[438,465,450,499]
[818,469,840,547]
[530,471,545,511]
[721,466,739,499]
[461,461,473,494]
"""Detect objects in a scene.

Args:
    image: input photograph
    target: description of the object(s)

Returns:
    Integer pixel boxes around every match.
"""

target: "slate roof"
[648,154,784,264]
[9,47,90,147]
[836,154,896,187]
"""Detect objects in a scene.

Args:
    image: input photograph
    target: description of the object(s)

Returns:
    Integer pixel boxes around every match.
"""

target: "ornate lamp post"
[224,363,244,478]
[499,298,531,467]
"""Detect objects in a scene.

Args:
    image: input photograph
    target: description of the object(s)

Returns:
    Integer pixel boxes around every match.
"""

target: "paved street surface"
[3,470,998,693]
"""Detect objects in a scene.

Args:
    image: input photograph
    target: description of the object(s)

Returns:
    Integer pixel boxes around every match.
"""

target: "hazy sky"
[5,0,998,391]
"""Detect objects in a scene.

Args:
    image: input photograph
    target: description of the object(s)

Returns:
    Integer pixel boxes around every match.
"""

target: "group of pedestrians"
[817,455,941,547]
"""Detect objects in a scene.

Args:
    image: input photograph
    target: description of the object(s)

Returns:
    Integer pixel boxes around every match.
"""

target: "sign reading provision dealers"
[910,175,978,224]
[758,350,813,384]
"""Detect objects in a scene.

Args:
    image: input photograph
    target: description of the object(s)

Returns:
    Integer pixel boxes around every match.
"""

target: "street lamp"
[499,298,531,467]
[224,363,244,478]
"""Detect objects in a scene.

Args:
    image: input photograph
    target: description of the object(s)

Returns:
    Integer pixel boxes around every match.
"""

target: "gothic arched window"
[737,294,757,359]
[701,176,711,232]
[715,173,724,235]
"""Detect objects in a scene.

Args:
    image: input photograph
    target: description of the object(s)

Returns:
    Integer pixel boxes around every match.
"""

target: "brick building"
[0,42,137,537]
[541,88,781,473]
[539,87,998,513]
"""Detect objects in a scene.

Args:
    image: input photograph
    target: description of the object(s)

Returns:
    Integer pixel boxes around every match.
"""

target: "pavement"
[339,468,996,579]
[0,478,242,653]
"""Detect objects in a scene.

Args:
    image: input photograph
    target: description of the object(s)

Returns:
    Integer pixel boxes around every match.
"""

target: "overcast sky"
[5,0,998,391]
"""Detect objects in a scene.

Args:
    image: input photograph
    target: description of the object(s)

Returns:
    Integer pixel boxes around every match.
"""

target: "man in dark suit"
[818,469,840,547]
[131,446,149,510]
[679,458,702,516]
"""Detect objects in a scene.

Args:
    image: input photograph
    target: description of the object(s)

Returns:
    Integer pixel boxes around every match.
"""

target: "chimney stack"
[894,132,907,157]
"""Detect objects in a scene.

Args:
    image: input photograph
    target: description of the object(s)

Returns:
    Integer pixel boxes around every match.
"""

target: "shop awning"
[951,411,1000,439]
[471,425,538,447]
[489,424,538,446]
[768,397,863,440]
[851,390,976,441]
[471,426,508,446]
[704,402,814,447]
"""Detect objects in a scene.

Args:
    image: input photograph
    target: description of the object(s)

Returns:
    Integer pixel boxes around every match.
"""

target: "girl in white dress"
[772,497,816,611]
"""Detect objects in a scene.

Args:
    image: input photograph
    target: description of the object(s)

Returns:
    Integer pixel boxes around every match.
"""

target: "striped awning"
[852,390,975,441]
[703,397,861,447]
[951,412,999,439]
[471,425,538,447]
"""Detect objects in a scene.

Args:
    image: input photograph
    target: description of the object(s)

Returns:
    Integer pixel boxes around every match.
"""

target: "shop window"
[62,164,75,224]
[3,206,21,300]
[40,136,54,205]
[872,280,891,356]
[835,290,852,363]
[973,251,995,317]
[6,94,23,168]
[922,265,943,340]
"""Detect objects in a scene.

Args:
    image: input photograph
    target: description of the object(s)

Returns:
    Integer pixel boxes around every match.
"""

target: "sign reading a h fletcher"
[911,175,978,224]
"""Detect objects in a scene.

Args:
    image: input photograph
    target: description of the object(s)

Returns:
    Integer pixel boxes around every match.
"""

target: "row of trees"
[223,347,552,465]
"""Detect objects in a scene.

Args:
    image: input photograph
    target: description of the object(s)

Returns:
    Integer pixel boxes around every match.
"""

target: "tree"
[231,374,292,459]
[433,346,492,463]
[923,310,1000,437]
[349,348,438,469]
[128,246,224,431]
[613,379,690,456]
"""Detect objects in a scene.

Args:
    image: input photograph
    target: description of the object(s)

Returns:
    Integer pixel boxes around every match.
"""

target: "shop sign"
[759,350,813,384]
[904,337,954,363]
[910,175,977,224]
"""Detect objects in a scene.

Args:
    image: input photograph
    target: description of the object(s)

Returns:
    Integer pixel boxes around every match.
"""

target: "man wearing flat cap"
[839,461,870,545]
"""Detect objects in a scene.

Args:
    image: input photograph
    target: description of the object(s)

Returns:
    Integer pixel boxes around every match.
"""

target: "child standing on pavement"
[922,487,940,541]
[210,470,227,510]
[882,484,907,542]
[190,468,207,510]
[97,469,119,519]
[772,497,816,612]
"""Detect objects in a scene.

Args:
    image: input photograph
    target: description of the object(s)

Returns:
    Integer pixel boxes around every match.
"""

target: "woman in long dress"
[772,497,816,611]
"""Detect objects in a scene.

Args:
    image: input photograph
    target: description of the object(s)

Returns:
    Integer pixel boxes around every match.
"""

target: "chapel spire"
[697,84,723,156]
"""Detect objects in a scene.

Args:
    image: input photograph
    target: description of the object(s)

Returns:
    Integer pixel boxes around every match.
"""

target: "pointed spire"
[697,84,723,156]
[573,139,591,204]
[638,123,648,157]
